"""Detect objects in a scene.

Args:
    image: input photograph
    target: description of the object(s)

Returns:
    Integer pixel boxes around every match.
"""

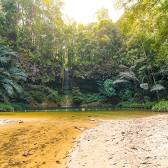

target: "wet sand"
[0,118,95,168]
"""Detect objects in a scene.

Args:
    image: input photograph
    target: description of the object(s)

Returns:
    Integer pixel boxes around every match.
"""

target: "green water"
[0,109,161,120]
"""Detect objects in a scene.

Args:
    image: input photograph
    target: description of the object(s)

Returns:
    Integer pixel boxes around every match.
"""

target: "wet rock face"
[66,115,168,168]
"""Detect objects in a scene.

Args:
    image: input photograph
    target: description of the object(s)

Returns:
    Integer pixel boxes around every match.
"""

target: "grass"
[0,103,14,112]
[117,101,155,109]
[0,103,31,112]
[152,100,168,112]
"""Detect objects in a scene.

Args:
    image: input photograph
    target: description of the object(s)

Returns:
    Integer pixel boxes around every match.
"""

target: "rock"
[121,131,125,135]
[56,160,61,164]
[141,161,151,165]
[81,108,85,112]
[22,150,31,157]
[145,156,151,159]
[18,120,24,124]
[130,146,138,150]
[42,161,46,165]
[89,118,95,121]
[74,126,85,131]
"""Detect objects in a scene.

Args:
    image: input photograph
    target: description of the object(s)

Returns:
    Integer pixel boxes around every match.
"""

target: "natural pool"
[0,109,160,121]
[0,110,162,168]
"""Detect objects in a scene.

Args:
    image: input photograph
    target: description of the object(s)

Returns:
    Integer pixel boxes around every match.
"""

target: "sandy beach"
[66,114,168,168]
[0,112,167,168]
[0,117,95,168]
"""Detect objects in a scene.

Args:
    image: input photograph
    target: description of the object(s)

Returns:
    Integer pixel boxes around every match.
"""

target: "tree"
[0,44,26,102]
[96,8,110,21]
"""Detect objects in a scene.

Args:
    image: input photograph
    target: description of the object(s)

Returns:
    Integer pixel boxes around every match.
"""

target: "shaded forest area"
[0,0,168,111]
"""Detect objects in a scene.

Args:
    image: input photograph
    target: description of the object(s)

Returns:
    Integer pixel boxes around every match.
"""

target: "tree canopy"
[0,0,167,110]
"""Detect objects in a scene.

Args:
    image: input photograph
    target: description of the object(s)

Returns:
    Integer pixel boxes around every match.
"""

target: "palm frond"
[0,56,11,64]
[9,67,27,81]
[12,83,23,94]
[119,71,139,82]
[3,82,14,96]
[140,83,149,90]
[150,84,165,92]
[113,79,129,85]
[0,45,17,65]
[0,45,26,100]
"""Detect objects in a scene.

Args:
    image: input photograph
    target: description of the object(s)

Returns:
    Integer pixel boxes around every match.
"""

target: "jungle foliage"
[0,0,167,110]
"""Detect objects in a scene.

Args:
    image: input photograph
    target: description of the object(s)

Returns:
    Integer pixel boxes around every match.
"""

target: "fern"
[0,45,26,101]
[119,71,139,82]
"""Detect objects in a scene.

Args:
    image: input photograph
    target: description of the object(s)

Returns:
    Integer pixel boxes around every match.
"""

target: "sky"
[62,0,124,24]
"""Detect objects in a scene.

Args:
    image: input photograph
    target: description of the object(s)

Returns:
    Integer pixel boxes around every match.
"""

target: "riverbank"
[0,111,161,168]
[0,117,95,168]
[66,114,168,168]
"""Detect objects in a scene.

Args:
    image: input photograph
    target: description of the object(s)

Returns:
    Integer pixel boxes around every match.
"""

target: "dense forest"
[0,0,168,111]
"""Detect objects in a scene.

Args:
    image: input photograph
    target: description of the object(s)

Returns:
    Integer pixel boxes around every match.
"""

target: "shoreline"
[0,112,166,168]
[66,114,168,168]
[0,117,95,168]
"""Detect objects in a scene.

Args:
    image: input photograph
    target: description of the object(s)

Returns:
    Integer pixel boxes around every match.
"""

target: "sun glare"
[63,0,124,24]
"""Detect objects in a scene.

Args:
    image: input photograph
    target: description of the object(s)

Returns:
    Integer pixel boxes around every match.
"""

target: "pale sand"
[66,114,168,168]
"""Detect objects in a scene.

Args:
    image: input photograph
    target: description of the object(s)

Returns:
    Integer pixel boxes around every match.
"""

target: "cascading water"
[64,68,70,93]
[62,67,72,110]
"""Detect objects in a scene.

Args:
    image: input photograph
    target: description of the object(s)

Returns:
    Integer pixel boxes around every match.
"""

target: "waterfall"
[64,68,70,93]
[61,67,72,109]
